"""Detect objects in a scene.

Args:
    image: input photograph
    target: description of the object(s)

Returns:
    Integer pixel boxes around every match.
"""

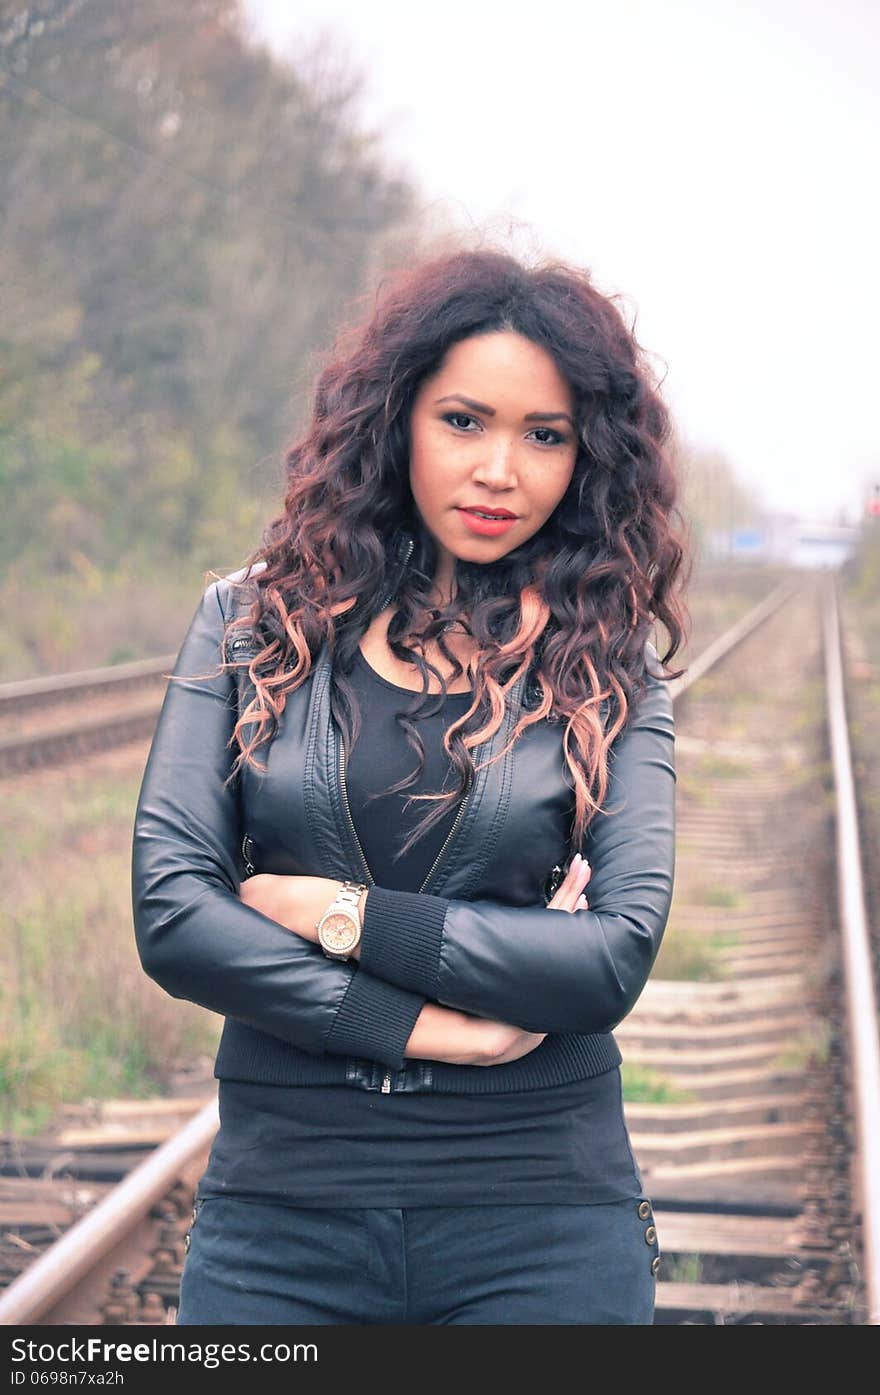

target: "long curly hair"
[188,245,691,860]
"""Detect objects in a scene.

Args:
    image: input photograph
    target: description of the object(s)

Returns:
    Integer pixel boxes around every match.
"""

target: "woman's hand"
[405,1003,547,1066]
[238,874,349,947]
[406,857,590,1067]
[546,852,591,912]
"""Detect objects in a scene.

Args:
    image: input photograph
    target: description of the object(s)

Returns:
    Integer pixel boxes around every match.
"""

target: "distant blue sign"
[731,530,765,552]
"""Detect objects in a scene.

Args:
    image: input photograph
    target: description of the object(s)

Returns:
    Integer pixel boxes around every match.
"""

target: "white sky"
[242,0,879,525]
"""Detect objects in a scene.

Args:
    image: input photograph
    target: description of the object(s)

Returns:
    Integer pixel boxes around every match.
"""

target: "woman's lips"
[456,508,518,537]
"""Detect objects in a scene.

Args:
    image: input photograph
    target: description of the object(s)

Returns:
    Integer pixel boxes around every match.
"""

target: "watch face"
[320,912,358,953]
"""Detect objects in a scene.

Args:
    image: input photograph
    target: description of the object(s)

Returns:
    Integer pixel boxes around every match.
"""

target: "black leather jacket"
[131,567,676,1095]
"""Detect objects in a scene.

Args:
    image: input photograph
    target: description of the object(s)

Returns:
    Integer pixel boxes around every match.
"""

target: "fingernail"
[572,852,581,866]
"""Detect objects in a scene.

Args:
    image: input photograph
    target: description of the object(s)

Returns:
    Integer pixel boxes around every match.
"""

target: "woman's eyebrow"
[435,393,574,427]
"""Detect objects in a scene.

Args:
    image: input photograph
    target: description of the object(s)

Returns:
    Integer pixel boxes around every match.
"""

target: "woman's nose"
[472,437,519,486]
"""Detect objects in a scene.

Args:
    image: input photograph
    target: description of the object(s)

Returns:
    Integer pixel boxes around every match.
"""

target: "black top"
[198,644,643,1207]
[344,646,476,891]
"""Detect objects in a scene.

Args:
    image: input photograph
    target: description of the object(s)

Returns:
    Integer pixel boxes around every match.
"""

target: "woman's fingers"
[547,854,591,912]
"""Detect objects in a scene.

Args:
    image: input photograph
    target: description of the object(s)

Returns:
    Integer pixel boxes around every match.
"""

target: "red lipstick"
[456,506,518,537]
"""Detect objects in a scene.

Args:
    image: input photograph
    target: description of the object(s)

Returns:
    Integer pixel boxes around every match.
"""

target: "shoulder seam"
[223,560,269,585]
[206,560,268,624]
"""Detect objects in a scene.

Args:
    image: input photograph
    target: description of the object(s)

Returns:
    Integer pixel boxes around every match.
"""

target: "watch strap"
[333,881,367,913]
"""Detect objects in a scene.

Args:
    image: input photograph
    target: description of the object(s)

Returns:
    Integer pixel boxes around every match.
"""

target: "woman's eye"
[530,427,566,446]
[444,412,479,431]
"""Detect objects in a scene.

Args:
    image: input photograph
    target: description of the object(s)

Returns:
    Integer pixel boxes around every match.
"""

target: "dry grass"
[0,744,219,1134]
[620,1063,696,1103]
[652,924,738,980]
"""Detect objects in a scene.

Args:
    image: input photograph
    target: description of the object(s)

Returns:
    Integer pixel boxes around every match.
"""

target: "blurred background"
[1,0,878,1152]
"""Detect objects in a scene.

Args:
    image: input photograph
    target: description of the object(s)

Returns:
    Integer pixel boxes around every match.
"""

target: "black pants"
[177,1193,660,1325]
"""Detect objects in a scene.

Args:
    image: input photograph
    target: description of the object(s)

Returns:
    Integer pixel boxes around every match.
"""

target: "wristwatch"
[315,880,368,961]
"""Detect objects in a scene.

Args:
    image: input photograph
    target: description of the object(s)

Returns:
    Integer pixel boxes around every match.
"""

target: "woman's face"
[408,331,579,603]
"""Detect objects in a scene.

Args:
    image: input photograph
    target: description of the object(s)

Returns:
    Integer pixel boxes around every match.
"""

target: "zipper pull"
[380,1071,392,1093]
[241,833,256,877]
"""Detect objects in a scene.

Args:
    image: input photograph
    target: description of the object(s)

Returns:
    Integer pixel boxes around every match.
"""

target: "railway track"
[1,571,877,1325]
[0,655,174,777]
[617,573,865,1322]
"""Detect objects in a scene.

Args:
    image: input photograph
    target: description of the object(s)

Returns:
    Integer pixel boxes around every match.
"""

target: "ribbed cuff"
[323,968,426,1070]
[359,885,450,998]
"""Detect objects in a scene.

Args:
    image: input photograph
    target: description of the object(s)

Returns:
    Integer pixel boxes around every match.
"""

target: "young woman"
[132,245,689,1325]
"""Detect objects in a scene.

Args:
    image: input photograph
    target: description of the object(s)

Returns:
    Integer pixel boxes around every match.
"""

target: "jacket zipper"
[337,732,474,896]
[338,738,376,887]
[338,730,474,1095]
[416,769,474,893]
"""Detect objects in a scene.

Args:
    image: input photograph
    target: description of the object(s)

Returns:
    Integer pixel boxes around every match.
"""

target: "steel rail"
[0,702,165,775]
[0,655,176,712]
[667,576,801,700]
[0,578,810,1325]
[0,1098,219,1325]
[822,571,880,1325]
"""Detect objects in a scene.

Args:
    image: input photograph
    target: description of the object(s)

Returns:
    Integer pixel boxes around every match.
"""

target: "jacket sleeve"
[358,651,675,1036]
[131,578,426,1071]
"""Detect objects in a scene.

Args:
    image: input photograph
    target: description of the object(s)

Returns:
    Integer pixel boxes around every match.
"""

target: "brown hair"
[192,244,691,859]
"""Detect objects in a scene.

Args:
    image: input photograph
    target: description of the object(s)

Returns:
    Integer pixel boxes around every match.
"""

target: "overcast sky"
[242,0,879,526]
